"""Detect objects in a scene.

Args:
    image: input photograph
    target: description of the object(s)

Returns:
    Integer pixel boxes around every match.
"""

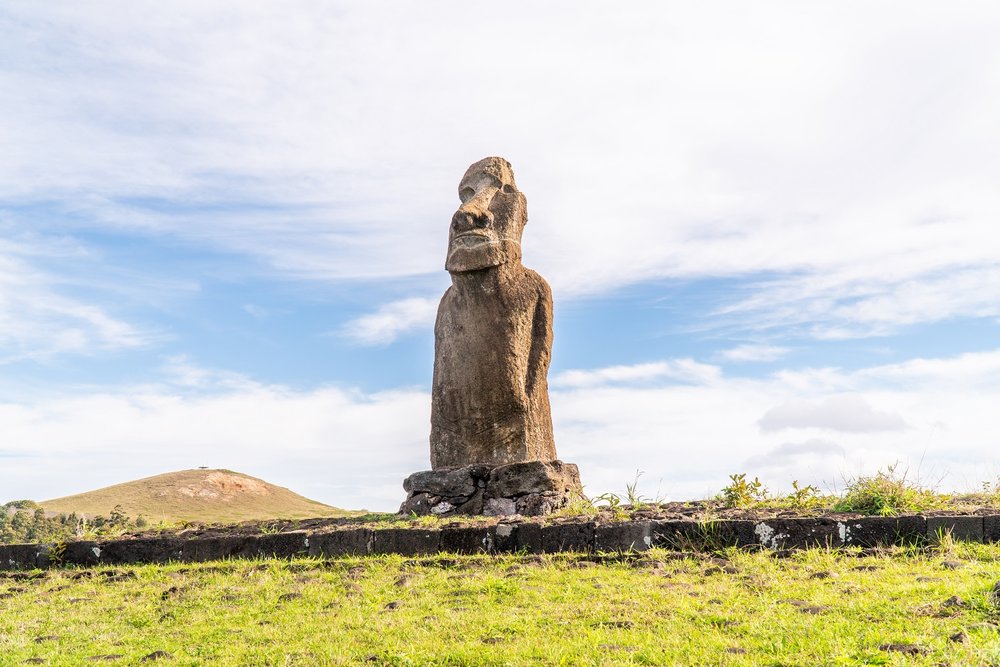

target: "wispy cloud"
[0,240,152,362]
[3,350,1000,508]
[718,344,790,363]
[758,395,908,433]
[338,298,438,346]
[1,3,997,341]
[551,359,721,389]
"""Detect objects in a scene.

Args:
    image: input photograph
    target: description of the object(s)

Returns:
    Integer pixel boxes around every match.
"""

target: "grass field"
[3,542,1000,666]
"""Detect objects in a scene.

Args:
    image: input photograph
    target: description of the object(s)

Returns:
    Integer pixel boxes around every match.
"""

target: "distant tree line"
[0,501,149,545]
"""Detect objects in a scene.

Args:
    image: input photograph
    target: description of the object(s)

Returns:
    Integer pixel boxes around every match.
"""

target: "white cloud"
[338,297,438,346]
[758,395,909,433]
[0,240,152,362]
[718,345,790,362]
[743,439,847,469]
[1,3,998,338]
[739,439,848,489]
[0,370,429,512]
[4,349,999,509]
[552,349,1000,500]
[551,359,721,389]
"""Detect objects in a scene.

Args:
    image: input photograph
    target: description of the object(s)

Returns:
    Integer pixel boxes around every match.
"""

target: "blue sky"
[2,2,1000,511]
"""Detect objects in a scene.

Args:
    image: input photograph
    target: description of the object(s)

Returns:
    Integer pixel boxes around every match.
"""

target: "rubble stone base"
[399,460,582,517]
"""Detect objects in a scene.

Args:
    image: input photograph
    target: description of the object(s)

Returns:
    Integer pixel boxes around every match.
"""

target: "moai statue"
[400,157,582,517]
[431,156,556,468]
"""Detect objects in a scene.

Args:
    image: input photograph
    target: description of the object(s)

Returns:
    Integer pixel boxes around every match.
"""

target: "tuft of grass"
[833,465,944,516]
[590,470,662,519]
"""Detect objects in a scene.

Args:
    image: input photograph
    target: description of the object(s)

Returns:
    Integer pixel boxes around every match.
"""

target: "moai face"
[445,157,528,273]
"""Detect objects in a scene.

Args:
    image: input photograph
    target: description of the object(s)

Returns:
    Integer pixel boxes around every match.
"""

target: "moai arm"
[525,274,553,397]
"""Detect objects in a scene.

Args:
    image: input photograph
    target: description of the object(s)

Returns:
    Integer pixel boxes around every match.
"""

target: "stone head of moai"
[445,157,527,274]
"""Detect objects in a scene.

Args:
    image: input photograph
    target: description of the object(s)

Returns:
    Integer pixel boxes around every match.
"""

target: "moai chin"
[399,157,582,517]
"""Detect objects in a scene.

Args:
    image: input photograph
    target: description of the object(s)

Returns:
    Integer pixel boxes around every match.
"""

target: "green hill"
[39,469,358,524]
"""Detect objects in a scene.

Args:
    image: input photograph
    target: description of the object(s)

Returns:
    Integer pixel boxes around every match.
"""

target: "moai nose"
[451,207,492,231]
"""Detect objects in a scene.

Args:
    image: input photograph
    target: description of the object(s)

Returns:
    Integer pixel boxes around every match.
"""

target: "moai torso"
[429,157,557,469]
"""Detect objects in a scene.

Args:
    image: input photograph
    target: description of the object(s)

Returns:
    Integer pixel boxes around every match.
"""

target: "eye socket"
[459,187,475,202]
[501,184,516,194]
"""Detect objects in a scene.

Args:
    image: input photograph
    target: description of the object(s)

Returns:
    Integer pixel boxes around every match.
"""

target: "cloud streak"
[758,395,908,433]
[3,349,999,509]
[338,297,438,346]
[0,3,997,341]
[0,239,152,362]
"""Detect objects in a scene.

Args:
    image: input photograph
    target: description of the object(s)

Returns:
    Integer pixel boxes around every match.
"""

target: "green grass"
[4,545,1000,665]
[706,467,1000,516]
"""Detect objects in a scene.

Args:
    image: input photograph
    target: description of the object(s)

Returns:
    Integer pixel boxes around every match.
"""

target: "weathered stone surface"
[99,538,185,564]
[307,528,373,557]
[256,532,311,558]
[713,520,757,548]
[63,541,102,566]
[371,529,440,556]
[927,515,984,542]
[430,157,556,469]
[649,519,755,550]
[492,521,543,553]
[840,517,897,547]
[984,515,1000,542]
[488,461,581,498]
[595,521,651,552]
[492,522,518,552]
[0,544,47,570]
[650,520,742,550]
[895,515,928,545]
[440,525,493,554]
[484,497,517,517]
[403,466,488,496]
[398,493,434,516]
[515,492,565,516]
[401,462,581,517]
[453,490,486,515]
[542,522,595,553]
[752,519,844,550]
[180,537,250,562]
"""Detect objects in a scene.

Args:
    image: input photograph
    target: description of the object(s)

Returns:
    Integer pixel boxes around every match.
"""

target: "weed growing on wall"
[719,473,769,508]
[833,465,943,516]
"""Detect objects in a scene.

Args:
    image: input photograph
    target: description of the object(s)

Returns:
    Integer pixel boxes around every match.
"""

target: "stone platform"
[399,460,582,517]
[4,513,1000,571]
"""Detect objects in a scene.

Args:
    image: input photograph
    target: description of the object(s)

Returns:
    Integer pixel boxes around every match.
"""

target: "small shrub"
[47,540,68,566]
[720,473,768,508]
[785,480,822,510]
[833,465,941,516]
[2,500,38,510]
[109,504,129,529]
